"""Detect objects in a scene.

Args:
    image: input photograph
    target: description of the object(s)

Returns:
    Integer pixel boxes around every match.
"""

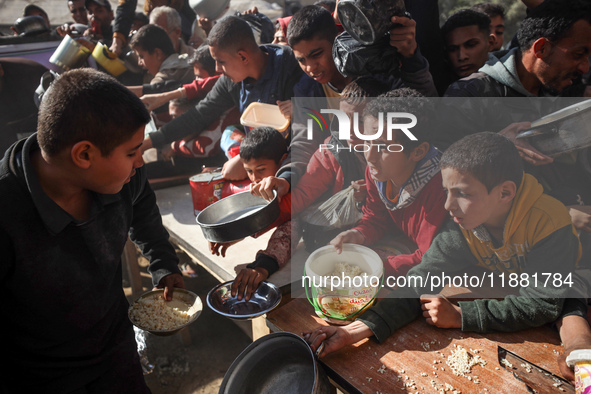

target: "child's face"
[242,157,280,184]
[445,25,491,78]
[489,15,505,51]
[192,62,211,79]
[292,36,338,85]
[88,126,145,194]
[362,115,417,186]
[209,45,248,83]
[272,28,288,46]
[169,102,182,119]
[135,47,163,77]
[441,167,504,231]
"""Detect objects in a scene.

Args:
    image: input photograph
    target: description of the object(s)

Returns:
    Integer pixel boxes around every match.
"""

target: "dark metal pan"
[196,190,279,243]
[219,332,331,394]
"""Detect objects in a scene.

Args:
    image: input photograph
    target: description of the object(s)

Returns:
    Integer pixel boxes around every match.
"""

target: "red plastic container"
[190,171,252,215]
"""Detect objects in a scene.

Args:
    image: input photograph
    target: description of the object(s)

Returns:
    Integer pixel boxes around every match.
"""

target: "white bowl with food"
[304,244,383,321]
[128,288,202,336]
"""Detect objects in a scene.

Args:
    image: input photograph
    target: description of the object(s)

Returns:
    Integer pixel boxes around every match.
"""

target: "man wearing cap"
[23,4,51,29]
[84,0,114,46]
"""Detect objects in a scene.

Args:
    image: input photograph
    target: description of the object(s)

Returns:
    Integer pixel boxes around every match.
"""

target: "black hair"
[240,127,288,163]
[440,132,523,192]
[471,2,505,19]
[129,24,175,57]
[208,15,258,53]
[441,9,491,41]
[314,0,336,13]
[362,88,431,155]
[133,11,149,28]
[287,5,338,47]
[517,0,591,51]
[340,76,390,106]
[37,69,150,157]
[189,44,216,76]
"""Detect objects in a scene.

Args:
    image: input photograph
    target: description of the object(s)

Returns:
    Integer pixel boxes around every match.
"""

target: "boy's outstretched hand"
[420,294,462,328]
[276,100,292,119]
[156,273,185,301]
[251,176,290,202]
[209,239,243,257]
[499,121,553,166]
[231,267,269,301]
[330,229,366,254]
[303,320,373,358]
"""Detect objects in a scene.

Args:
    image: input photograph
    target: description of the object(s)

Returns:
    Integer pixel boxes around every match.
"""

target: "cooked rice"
[130,296,197,331]
[329,262,365,278]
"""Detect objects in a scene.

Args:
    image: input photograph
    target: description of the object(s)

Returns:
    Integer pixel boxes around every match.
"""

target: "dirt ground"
[124,247,253,394]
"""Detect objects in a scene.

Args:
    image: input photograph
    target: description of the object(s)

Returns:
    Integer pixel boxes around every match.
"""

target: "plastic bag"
[333,32,401,78]
[301,185,362,229]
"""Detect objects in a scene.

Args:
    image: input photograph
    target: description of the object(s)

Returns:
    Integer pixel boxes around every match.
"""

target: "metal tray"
[196,190,279,243]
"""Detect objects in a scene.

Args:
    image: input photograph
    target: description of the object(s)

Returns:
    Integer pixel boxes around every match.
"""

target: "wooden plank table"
[154,184,310,340]
[267,297,570,394]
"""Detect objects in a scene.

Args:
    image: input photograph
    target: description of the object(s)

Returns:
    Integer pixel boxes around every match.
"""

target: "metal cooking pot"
[336,0,406,45]
[516,100,591,157]
[196,191,279,243]
[49,34,92,71]
[219,332,331,394]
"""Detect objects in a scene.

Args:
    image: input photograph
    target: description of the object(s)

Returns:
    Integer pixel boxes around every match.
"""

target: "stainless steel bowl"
[128,288,202,336]
[196,190,280,243]
[49,34,92,71]
[207,281,281,320]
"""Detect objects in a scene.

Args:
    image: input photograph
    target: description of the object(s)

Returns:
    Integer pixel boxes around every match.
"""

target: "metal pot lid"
[530,99,591,128]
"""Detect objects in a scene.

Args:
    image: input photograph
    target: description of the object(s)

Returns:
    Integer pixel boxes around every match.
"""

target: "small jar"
[566,349,591,394]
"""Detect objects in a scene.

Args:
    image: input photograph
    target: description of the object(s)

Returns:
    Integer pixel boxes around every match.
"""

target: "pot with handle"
[219,331,331,394]
[516,99,591,157]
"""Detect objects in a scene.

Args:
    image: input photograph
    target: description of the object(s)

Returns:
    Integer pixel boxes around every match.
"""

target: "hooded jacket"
[358,174,581,342]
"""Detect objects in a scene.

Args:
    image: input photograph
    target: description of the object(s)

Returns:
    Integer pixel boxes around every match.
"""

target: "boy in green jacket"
[305,132,581,356]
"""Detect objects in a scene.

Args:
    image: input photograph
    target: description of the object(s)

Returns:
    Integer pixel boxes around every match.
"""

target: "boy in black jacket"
[0,68,184,393]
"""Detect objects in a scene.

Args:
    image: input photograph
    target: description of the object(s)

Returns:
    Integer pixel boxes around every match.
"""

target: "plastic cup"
[566,349,591,394]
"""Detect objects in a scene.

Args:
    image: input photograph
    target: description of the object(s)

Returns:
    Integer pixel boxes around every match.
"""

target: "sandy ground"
[124,247,253,394]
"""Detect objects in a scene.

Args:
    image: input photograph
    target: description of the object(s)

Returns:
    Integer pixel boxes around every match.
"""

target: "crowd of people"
[1,0,591,391]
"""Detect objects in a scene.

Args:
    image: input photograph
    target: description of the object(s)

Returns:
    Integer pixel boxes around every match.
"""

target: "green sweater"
[359,219,580,342]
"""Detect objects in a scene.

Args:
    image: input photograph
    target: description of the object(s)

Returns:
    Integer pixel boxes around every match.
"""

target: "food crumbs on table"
[500,358,514,369]
[520,363,532,373]
[447,345,486,377]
